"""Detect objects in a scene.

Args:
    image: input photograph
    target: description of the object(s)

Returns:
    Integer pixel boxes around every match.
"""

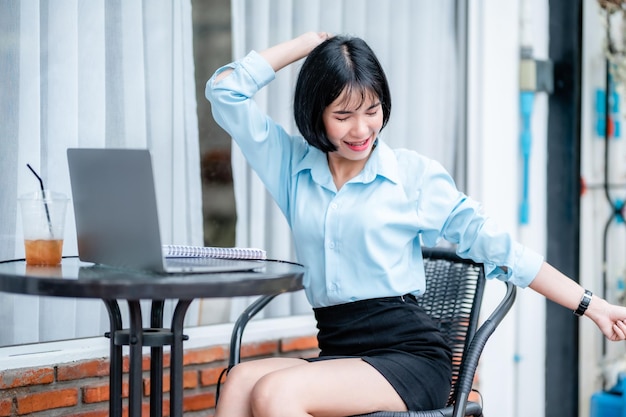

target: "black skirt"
[308,294,452,411]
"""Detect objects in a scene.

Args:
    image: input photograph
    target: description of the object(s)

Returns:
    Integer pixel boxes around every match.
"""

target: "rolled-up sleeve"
[205,51,276,147]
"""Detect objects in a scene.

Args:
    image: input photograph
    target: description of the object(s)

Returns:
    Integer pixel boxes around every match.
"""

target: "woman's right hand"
[301,31,333,52]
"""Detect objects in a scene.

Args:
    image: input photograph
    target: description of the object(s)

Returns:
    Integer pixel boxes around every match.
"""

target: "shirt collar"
[293,138,400,188]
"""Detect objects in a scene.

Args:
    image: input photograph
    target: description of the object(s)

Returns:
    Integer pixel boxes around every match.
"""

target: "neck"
[327,154,368,190]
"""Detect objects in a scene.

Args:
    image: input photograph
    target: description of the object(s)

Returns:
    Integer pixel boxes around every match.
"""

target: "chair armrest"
[451,280,516,417]
[228,294,278,369]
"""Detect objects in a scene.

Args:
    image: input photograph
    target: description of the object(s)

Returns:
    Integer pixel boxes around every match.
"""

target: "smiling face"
[322,87,383,162]
[294,36,391,154]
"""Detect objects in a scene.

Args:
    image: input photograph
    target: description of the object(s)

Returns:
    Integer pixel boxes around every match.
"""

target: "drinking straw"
[26,164,54,237]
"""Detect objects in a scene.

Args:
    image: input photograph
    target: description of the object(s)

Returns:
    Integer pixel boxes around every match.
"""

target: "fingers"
[318,32,333,41]
[611,319,626,341]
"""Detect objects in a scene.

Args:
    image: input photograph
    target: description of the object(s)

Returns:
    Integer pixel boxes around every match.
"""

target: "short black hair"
[294,36,392,153]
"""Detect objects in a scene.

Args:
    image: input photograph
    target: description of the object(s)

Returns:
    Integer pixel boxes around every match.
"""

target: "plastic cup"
[18,191,69,266]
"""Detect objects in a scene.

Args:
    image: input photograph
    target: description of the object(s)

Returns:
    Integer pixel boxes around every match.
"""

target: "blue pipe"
[519,91,535,225]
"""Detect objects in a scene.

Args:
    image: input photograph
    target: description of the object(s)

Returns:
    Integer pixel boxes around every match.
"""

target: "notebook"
[66,148,262,274]
[162,244,266,260]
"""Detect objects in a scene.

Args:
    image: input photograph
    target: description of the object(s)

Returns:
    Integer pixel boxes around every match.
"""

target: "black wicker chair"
[225,248,517,417]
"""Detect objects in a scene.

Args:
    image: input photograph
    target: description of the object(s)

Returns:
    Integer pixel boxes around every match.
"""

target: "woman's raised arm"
[214,32,331,83]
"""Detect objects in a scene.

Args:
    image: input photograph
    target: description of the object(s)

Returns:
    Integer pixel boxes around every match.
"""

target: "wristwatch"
[573,290,593,317]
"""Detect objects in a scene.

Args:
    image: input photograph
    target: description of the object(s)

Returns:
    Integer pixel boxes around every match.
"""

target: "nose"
[351,116,369,137]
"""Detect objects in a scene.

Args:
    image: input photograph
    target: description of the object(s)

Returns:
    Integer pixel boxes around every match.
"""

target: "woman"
[206,32,626,417]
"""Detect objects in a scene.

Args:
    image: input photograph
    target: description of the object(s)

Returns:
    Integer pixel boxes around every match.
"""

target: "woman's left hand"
[587,298,626,341]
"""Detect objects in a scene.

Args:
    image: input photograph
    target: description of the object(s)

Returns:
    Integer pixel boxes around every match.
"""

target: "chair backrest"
[418,248,485,406]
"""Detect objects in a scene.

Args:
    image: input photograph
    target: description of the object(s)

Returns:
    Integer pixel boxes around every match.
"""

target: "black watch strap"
[574,290,593,317]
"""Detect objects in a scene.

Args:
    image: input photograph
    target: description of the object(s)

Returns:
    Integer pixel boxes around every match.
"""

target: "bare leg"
[215,357,307,417]
[216,357,407,417]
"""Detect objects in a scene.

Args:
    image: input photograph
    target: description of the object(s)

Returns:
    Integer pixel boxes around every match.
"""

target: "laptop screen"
[67,148,167,272]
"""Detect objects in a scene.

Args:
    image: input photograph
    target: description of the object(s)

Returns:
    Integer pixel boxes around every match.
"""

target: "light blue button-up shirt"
[206,51,544,308]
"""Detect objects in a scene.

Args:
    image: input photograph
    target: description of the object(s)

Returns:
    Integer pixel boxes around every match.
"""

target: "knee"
[218,363,256,400]
[225,363,249,384]
[249,373,294,417]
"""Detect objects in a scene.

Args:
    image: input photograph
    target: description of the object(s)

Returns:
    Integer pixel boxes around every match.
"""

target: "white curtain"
[0,0,202,346]
[228,0,462,319]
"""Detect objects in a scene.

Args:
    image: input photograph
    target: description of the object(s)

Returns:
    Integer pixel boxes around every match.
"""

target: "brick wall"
[0,335,319,417]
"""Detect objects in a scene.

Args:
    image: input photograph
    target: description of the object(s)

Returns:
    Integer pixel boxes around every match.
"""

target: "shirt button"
[329,242,335,249]
[330,203,338,210]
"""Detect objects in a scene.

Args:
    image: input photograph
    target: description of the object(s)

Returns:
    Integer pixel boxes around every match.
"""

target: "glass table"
[0,257,305,417]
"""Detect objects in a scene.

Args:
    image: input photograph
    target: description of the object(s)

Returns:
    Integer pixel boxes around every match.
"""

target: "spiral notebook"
[67,148,263,274]
[163,245,266,260]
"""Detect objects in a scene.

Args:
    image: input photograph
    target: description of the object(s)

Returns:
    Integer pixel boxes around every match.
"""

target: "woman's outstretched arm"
[529,262,626,341]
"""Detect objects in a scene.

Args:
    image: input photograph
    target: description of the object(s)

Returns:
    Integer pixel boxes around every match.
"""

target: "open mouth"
[344,138,370,152]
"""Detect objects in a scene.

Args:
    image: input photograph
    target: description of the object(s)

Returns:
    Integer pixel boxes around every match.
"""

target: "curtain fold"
[0,0,202,347]
[229,0,461,320]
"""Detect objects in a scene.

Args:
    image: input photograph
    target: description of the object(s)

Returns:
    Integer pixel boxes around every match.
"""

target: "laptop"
[67,148,261,274]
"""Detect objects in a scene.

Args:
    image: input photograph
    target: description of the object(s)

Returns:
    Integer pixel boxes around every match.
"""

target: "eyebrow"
[332,101,381,114]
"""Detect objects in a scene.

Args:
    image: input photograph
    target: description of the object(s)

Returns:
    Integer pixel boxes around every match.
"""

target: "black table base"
[104,299,192,417]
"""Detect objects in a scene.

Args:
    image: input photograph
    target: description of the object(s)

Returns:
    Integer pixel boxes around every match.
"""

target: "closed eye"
[333,111,351,122]
[367,102,381,115]
[331,101,380,120]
